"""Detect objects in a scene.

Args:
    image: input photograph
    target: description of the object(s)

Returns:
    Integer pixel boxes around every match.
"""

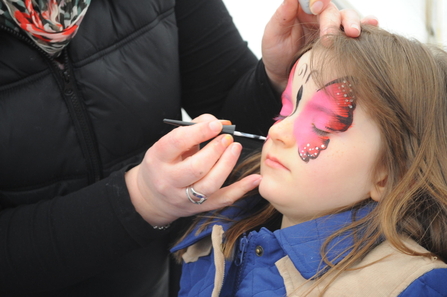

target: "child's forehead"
[293,52,311,78]
[292,50,343,92]
[291,51,319,89]
[290,53,320,94]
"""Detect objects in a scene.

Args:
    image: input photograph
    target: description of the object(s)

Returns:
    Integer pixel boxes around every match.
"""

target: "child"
[171,25,447,296]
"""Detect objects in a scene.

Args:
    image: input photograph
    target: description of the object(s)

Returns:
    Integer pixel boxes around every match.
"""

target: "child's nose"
[268,117,296,147]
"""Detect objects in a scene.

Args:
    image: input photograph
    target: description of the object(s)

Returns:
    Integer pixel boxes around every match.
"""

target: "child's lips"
[265,155,290,171]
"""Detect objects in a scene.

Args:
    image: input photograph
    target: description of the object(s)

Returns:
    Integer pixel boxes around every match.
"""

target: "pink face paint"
[294,79,356,162]
[277,61,299,121]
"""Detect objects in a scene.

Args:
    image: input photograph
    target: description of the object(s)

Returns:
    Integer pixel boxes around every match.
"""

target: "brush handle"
[163,119,236,135]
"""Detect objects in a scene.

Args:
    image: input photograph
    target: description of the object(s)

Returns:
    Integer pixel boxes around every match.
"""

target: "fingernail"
[365,15,379,26]
[230,142,241,156]
[222,134,233,147]
[351,23,360,35]
[220,120,232,125]
[209,121,222,133]
[252,176,262,187]
[310,1,323,15]
[365,15,379,21]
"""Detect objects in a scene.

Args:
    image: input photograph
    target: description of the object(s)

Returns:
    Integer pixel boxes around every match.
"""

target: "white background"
[222,0,447,58]
[184,0,446,120]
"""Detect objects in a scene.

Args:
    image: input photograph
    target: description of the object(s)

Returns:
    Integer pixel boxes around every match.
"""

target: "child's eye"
[312,124,330,136]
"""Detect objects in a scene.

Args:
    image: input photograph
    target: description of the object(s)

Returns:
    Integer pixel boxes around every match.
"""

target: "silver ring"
[186,185,207,205]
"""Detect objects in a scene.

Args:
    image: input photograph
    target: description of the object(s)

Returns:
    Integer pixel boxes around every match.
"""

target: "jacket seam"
[0,69,50,93]
[72,7,175,68]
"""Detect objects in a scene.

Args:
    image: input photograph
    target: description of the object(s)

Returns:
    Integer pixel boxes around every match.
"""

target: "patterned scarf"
[0,0,90,56]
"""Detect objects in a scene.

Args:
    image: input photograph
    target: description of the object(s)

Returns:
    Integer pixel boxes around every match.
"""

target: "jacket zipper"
[60,51,102,183]
[1,25,102,183]
[232,234,250,296]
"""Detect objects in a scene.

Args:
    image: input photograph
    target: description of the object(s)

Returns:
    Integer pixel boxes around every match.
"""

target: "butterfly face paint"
[296,80,356,162]
[260,50,382,227]
[276,59,311,122]
[278,62,299,120]
[277,59,356,162]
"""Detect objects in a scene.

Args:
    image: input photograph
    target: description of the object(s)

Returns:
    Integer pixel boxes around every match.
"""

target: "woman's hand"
[125,114,262,227]
[262,0,379,92]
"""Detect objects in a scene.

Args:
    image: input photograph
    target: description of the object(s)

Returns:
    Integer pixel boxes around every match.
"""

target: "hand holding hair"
[262,0,379,92]
[125,114,262,227]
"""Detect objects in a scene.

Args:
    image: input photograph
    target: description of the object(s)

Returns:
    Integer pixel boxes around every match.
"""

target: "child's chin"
[258,179,276,202]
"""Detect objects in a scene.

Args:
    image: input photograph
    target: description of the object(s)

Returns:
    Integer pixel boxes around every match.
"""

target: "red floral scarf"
[0,0,90,56]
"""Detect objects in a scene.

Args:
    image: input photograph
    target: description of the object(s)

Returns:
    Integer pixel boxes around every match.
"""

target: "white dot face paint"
[260,50,383,227]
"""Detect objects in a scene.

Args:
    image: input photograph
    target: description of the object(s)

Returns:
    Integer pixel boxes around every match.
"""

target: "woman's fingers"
[187,142,242,196]
[340,9,361,37]
[171,134,236,185]
[317,2,341,36]
[268,0,299,37]
[182,174,263,216]
[204,174,262,208]
[154,120,223,163]
[126,113,262,226]
[361,15,379,27]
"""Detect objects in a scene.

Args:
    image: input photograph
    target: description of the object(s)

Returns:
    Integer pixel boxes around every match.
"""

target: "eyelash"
[273,115,287,121]
[312,124,330,136]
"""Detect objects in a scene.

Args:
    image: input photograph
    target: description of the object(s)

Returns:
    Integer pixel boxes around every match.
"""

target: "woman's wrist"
[124,166,176,228]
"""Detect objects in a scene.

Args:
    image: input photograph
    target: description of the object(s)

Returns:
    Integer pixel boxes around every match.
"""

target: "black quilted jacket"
[0,0,280,295]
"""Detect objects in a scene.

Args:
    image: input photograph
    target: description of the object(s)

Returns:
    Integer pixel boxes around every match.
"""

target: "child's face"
[259,51,383,227]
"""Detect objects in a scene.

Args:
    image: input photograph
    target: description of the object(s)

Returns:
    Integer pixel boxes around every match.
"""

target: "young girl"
[171,25,447,296]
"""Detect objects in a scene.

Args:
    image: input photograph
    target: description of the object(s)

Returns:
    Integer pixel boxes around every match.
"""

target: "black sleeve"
[176,0,281,137]
[0,0,281,294]
[0,167,170,293]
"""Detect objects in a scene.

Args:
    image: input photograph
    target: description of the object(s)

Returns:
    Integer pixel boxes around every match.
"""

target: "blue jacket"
[171,196,447,296]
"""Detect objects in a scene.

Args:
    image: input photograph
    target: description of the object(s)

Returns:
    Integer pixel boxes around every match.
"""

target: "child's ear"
[370,170,388,202]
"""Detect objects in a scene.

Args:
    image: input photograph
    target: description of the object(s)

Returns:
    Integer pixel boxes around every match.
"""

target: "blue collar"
[172,196,375,280]
[273,205,373,278]
[171,195,263,252]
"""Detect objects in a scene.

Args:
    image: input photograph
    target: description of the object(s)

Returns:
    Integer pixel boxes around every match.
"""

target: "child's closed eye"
[312,124,330,136]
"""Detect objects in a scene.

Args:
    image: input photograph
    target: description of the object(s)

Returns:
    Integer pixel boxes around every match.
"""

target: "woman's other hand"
[262,0,379,92]
[125,114,262,227]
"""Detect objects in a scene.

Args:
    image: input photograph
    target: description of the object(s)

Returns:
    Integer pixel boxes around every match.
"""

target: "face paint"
[295,79,356,162]
[277,61,299,121]
[276,60,313,120]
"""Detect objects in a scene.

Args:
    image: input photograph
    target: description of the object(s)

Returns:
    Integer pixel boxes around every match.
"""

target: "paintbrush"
[163,119,267,141]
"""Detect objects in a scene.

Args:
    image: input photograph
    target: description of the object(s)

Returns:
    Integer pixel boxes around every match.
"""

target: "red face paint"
[294,80,356,162]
